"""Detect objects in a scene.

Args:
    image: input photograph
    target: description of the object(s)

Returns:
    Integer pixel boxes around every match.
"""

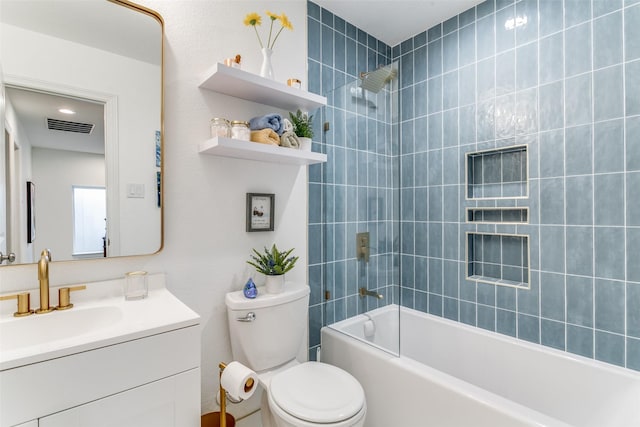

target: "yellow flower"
[266,11,278,21]
[244,11,293,50]
[279,13,293,30]
[244,12,261,27]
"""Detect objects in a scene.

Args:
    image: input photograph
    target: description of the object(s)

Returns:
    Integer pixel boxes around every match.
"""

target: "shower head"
[359,65,398,93]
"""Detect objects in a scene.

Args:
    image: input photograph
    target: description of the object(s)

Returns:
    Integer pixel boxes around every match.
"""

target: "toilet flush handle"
[237,312,256,322]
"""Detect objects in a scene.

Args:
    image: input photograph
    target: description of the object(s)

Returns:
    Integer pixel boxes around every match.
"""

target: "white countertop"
[0,273,200,370]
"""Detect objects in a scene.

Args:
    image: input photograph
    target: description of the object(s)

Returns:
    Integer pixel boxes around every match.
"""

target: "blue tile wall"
[392,0,640,371]
[307,2,396,360]
[308,0,640,371]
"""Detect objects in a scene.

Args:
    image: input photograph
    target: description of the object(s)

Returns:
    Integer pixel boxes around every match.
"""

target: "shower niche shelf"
[199,63,326,111]
[466,145,528,200]
[466,232,530,289]
[466,207,529,224]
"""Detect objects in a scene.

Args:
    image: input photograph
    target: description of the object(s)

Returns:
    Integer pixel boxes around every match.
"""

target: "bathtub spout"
[359,287,383,299]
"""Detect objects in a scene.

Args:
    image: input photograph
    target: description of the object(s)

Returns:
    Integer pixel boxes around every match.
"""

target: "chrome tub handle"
[237,312,256,322]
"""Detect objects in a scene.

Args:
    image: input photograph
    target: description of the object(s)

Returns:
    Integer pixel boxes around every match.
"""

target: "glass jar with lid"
[210,117,231,138]
[230,120,251,141]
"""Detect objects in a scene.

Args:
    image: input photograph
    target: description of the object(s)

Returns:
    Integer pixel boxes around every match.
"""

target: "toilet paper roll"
[221,361,258,400]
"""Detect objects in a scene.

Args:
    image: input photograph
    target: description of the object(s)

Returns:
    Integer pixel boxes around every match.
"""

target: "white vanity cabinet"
[0,275,200,427]
[39,369,199,427]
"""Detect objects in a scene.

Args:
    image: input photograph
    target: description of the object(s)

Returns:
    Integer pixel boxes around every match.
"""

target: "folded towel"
[250,128,280,146]
[280,131,300,149]
[249,113,284,135]
[282,118,294,133]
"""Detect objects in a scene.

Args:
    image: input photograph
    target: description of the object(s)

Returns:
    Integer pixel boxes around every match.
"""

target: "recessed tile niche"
[466,232,530,289]
[466,207,529,224]
[466,145,528,200]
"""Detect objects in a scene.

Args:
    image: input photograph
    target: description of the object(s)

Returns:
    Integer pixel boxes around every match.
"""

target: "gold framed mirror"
[0,0,163,265]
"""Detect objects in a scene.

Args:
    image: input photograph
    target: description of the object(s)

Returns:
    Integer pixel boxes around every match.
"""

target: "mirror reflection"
[0,0,163,264]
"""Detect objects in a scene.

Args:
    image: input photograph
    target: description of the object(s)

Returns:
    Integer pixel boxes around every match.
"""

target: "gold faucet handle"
[56,285,87,310]
[0,292,34,317]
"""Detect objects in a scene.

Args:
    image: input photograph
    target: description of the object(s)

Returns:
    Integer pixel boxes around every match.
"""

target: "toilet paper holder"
[219,362,237,427]
[202,362,256,427]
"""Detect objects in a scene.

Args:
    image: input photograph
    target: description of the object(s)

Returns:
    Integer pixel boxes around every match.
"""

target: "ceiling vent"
[46,118,94,134]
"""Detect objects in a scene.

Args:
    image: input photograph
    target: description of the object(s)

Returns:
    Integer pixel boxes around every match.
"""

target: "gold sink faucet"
[36,249,54,314]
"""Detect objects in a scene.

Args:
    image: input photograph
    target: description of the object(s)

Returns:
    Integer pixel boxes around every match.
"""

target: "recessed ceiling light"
[59,108,75,114]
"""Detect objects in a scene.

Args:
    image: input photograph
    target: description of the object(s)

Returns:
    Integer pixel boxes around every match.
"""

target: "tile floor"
[236,410,261,427]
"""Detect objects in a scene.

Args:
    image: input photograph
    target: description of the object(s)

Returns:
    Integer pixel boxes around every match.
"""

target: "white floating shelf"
[199,137,327,165]
[199,63,327,111]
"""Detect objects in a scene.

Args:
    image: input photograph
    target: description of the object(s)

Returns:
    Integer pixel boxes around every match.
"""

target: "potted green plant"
[247,244,298,293]
[289,109,313,151]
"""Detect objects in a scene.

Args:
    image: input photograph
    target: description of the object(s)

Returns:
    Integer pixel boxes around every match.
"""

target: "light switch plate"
[127,183,145,198]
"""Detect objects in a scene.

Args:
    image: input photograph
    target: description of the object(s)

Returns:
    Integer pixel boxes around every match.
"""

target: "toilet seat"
[269,362,365,424]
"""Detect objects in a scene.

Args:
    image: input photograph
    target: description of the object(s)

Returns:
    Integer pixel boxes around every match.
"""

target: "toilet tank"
[225,283,310,372]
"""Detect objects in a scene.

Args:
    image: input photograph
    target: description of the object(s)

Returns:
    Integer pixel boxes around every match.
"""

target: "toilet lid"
[270,362,364,424]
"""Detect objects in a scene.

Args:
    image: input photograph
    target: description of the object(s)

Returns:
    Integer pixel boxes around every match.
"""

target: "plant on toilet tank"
[247,244,298,293]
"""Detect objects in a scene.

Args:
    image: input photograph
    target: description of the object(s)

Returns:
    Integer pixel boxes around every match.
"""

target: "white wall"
[31,147,105,260]
[0,0,309,419]
[1,23,161,256]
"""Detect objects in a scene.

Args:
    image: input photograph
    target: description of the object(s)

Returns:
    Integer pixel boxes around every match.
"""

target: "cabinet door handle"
[237,312,256,322]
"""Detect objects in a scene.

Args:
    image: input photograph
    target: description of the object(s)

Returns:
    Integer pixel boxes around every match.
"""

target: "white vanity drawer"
[39,368,200,427]
[0,325,199,427]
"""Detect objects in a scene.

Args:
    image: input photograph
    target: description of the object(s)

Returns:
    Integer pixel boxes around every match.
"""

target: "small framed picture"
[155,130,161,167]
[156,171,161,208]
[246,193,274,232]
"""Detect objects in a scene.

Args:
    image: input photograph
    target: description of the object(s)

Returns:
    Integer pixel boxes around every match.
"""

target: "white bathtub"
[321,305,640,427]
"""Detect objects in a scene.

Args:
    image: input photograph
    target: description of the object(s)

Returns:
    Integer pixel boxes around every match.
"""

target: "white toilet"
[225,283,366,427]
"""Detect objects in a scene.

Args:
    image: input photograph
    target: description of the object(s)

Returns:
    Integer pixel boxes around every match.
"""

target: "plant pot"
[299,137,312,151]
[264,274,285,294]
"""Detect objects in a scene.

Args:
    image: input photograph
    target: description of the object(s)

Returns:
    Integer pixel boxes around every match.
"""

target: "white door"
[0,129,19,264]
[0,129,8,256]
